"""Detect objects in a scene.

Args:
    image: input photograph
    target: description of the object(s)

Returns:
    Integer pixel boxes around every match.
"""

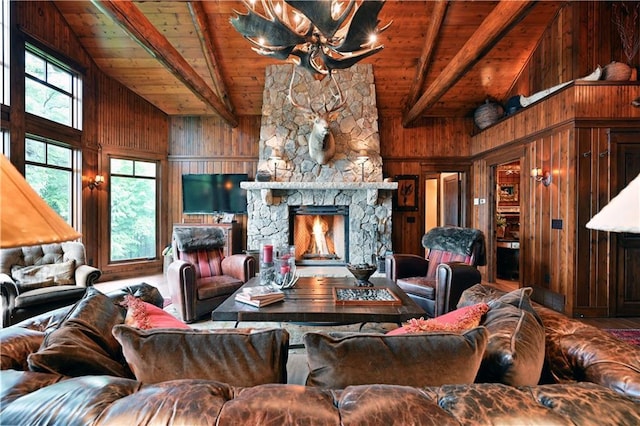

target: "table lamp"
[1,154,81,248]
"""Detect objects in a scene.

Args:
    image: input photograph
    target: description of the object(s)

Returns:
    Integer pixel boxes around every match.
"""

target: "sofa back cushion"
[112,326,289,386]
[27,287,129,377]
[11,260,76,291]
[475,301,546,386]
[304,327,488,388]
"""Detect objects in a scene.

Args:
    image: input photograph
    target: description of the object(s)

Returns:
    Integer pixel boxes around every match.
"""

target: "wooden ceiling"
[54,1,564,127]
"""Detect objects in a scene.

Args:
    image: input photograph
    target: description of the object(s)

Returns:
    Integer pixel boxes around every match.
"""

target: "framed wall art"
[498,183,519,203]
[394,175,418,211]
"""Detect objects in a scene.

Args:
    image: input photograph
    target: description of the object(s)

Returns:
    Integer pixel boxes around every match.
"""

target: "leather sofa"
[0,242,101,327]
[1,284,639,425]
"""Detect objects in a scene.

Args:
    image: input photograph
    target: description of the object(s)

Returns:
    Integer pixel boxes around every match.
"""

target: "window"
[24,44,82,129]
[1,0,9,106]
[110,158,157,262]
[24,137,75,225]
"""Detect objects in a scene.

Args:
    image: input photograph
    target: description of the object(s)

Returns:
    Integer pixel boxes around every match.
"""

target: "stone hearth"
[244,64,397,265]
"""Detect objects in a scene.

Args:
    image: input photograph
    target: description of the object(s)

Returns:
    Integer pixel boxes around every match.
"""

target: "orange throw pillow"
[388,303,489,335]
[122,294,190,330]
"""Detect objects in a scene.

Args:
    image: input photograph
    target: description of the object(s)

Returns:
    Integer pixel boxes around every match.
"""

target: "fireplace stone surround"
[243,64,397,267]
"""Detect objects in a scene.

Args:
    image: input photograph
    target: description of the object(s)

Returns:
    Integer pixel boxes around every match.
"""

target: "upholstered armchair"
[386,226,486,318]
[0,242,101,327]
[167,226,256,323]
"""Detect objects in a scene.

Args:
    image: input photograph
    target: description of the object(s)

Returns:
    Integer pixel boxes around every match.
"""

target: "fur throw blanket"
[173,226,226,251]
[422,226,486,266]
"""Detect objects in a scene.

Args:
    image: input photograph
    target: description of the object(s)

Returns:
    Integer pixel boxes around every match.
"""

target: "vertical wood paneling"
[167,116,260,231]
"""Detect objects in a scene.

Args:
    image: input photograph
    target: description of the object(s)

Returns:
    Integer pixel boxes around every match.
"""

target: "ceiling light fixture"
[230,0,391,79]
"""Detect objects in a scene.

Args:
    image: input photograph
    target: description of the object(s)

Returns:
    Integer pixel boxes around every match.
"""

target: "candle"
[263,244,273,263]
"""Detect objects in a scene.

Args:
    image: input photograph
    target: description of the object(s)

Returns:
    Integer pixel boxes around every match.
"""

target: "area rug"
[605,329,640,346]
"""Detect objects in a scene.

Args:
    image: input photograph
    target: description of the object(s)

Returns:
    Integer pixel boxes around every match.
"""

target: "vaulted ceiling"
[54,1,564,127]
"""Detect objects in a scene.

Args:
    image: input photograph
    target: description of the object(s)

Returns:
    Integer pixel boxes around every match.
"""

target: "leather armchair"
[167,226,256,323]
[386,226,485,318]
[1,242,101,327]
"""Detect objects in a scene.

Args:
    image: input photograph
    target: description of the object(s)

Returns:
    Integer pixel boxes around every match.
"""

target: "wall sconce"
[88,174,104,191]
[356,150,369,182]
[531,168,551,186]
[269,149,282,181]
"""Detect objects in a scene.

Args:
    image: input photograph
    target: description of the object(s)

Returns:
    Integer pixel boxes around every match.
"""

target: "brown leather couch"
[0,242,101,327]
[1,284,639,425]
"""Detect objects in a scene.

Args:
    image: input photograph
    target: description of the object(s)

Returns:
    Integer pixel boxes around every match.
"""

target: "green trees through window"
[110,158,157,262]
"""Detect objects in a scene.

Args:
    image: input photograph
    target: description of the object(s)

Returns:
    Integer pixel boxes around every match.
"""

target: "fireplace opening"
[289,205,349,265]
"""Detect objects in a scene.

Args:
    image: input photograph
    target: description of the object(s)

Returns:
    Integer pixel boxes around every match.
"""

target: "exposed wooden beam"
[404,0,449,111]
[92,0,238,127]
[403,0,536,127]
[187,1,233,112]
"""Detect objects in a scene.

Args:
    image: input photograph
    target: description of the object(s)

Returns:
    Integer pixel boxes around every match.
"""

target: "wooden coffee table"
[212,276,426,324]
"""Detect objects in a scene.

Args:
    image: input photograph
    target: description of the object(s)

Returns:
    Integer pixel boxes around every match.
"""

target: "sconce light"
[88,174,104,191]
[356,150,369,182]
[269,149,282,181]
[531,168,551,187]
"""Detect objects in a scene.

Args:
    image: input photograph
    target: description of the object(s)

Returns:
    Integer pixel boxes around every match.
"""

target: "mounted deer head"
[288,67,346,165]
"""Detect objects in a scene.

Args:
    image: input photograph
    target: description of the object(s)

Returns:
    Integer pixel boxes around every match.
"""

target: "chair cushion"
[14,286,87,309]
[304,327,488,388]
[27,287,129,377]
[396,277,435,299]
[11,260,76,291]
[197,275,244,299]
[180,249,223,279]
[112,326,290,386]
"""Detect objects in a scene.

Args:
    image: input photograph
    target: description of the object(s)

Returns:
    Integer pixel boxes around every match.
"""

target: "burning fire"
[312,215,329,255]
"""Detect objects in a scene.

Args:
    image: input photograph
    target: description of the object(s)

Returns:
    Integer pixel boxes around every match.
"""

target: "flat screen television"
[182,173,248,214]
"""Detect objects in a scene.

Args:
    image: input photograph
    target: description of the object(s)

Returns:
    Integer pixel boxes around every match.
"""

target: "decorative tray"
[333,287,401,305]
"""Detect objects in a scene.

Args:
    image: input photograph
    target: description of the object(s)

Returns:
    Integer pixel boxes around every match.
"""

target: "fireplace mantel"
[241,181,398,206]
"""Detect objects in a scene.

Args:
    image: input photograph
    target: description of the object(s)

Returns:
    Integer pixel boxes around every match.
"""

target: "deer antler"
[288,66,314,114]
[325,73,347,113]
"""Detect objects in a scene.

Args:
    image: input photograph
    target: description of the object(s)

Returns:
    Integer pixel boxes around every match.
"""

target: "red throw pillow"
[388,303,490,335]
[123,294,190,330]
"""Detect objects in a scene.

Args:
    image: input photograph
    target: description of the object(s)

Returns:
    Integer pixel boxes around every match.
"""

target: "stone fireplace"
[242,64,397,267]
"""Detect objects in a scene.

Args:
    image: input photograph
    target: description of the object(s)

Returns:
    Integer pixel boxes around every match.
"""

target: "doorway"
[424,172,465,238]
[495,161,521,286]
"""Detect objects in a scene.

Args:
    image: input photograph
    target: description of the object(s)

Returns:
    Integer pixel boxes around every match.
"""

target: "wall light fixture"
[356,150,369,182]
[531,168,551,187]
[269,150,283,181]
[88,174,105,191]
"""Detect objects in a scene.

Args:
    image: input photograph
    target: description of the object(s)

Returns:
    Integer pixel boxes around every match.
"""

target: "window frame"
[24,41,83,130]
[107,155,160,264]
[24,135,81,230]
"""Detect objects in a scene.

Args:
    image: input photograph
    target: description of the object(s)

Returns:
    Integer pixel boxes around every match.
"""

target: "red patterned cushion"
[387,303,490,335]
[123,294,190,330]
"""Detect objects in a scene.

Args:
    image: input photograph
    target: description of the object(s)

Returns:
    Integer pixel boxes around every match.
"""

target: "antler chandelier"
[230,0,391,79]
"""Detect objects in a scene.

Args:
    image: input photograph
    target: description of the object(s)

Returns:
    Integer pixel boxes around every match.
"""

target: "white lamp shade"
[1,154,81,248]
[586,172,640,233]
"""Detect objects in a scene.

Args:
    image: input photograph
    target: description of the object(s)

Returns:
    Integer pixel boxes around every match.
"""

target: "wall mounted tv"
[182,173,248,214]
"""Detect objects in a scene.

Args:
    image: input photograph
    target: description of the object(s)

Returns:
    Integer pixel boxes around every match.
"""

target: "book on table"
[240,284,284,300]
[235,292,284,307]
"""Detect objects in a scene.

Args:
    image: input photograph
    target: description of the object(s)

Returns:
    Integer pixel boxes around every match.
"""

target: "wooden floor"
[96,274,640,329]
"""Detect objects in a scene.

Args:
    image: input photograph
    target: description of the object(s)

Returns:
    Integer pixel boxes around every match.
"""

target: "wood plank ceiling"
[53,1,563,127]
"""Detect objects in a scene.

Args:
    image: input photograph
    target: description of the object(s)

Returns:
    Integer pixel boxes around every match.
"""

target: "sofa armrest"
[385,254,429,281]
[1,274,19,327]
[74,264,101,287]
[221,254,256,282]
[435,262,481,317]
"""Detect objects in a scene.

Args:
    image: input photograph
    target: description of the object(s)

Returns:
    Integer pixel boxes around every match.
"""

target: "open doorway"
[495,161,521,287]
[424,172,465,238]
